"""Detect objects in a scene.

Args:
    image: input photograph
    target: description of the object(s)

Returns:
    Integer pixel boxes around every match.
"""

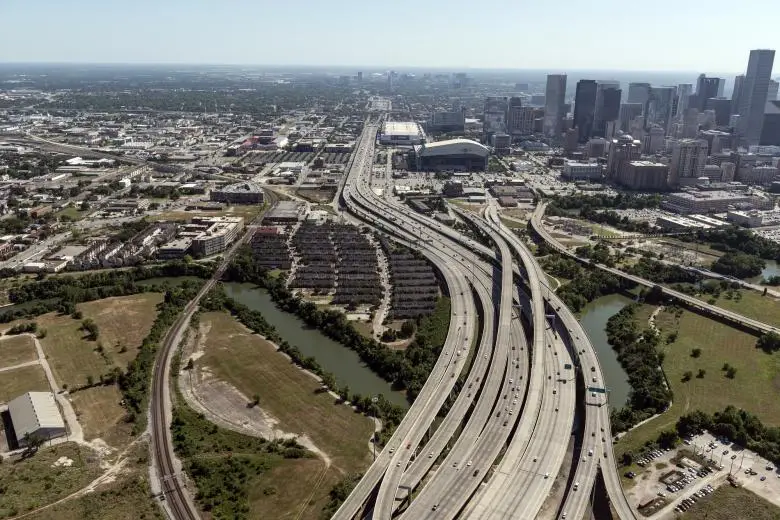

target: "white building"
[8,392,67,446]
[379,121,425,145]
[562,161,603,180]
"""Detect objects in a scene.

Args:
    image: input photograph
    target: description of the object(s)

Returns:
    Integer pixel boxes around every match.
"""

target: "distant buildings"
[645,86,676,132]
[627,82,651,107]
[662,189,774,214]
[606,134,641,180]
[737,49,776,145]
[760,101,780,146]
[507,102,537,136]
[543,74,567,137]
[617,161,669,191]
[593,81,621,138]
[428,111,465,133]
[562,160,603,180]
[188,216,244,257]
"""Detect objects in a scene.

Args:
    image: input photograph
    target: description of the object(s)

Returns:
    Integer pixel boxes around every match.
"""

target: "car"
[429,452,434,458]
[762,476,767,481]
[473,469,479,477]
[544,472,550,479]
[432,504,438,511]
[453,462,458,467]
[389,448,395,454]
[553,389,557,394]
[588,449,593,456]
[574,482,579,490]
[533,455,538,462]
[396,461,401,467]
[407,443,411,449]
[467,460,473,467]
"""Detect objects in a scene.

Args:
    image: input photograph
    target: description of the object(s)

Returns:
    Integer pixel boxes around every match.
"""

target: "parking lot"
[622,432,780,519]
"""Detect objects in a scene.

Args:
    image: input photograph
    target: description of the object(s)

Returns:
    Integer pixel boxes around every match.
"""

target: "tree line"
[607,304,672,433]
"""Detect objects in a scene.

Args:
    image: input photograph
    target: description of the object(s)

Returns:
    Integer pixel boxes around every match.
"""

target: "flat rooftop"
[382,121,421,136]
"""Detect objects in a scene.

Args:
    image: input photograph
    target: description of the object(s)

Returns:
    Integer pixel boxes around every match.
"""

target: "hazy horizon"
[1,0,777,74]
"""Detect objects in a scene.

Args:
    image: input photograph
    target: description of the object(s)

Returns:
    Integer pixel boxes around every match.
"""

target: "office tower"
[708,98,732,126]
[675,84,694,118]
[717,78,726,97]
[483,96,508,141]
[769,79,779,101]
[618,161,669,191]
[760,101,780,146]
[543,74,567,136]
[619,103,644,132]
[607,134,641,179]
[627,82,651,107]
[721,162,736,182]
[669,139,708,186]
[508,98,535,136]
[515,83,529,91]
[357,71,363,82]
[594,81,621,138]
[573,80,598,143]
[738,49,776,146]
[642,125,666,154]
[645,86,676,132]
[731,75,745,115]
[694,75,722,111]
[564,128,579,153]
[452,72,469,89]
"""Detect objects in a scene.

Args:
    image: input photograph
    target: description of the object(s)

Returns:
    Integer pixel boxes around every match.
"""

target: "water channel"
[578,293,634,409]
[223,281,634,411]
[223,282,408,407]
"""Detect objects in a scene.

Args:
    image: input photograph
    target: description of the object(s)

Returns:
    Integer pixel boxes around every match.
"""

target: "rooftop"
[382,121,422,136]
[215,181,263,194]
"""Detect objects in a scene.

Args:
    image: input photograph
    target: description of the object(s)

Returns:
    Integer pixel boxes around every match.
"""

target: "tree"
[682,371,693,382]
[399,320,416,339]
[697,368,706,378]
[657,430,679,449]
[711,252,765,278]
[184,358,194,370]
[726,366,737,379]
[81,318,99,341]
[691,348,702,358]
[22,433,45,454]
[722,363,731,371]
[757,332,780,353]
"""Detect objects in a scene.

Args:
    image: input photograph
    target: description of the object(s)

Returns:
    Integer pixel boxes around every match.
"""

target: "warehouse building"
[8,392,66,446]
[662,190,774,214]
[411,139,489,172]
[379,121,425,146]
[263,201,304,225]
[210,182,265,204]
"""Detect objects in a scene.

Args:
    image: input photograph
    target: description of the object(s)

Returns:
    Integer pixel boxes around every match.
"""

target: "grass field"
[707,289,780,326]
[616,306,780,458]
[34,293,162,389]
[0,334,37,366]
[0,364,50,403]
[248,458,336,520]
[0,443,103,519]
[55,206,89,222]
[26,472,163,520]
[199,311,373,474]
[69,385,131,447]
[679,485,780,520]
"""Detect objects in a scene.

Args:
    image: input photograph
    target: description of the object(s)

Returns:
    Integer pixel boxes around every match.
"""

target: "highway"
[333,116,643,520]
[531,203,778,336]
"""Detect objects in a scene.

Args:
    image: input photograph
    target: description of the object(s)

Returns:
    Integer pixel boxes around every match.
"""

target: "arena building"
[411,139,489,172]
[379,121,425,145]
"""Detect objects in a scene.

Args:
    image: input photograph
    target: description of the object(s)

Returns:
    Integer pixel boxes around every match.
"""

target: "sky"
[1,0,778,73]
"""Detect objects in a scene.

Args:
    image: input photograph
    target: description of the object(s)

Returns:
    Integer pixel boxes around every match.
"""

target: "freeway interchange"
[334,117,641,520]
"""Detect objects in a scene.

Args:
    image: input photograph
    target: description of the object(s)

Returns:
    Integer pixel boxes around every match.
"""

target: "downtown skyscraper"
[737,49,775,146]
[543,74,567,137]
[573,80,598,143]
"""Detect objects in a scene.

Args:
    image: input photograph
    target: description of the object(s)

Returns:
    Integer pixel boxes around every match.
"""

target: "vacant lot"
[680,484,780,520]
[26,472,162,520]
[0,443,103,519]
[0,334,37,366]
[616,307,780,457]
[34,292,162,389]
[199,311,373,474]
[248,458,337,520]
[156,204,265,224]
[0,364,50,403]
[69,385,130,447]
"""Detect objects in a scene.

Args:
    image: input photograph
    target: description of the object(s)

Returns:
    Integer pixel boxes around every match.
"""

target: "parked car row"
[674,484,714,513]
[636,448,669,467]
[666,466,713,493]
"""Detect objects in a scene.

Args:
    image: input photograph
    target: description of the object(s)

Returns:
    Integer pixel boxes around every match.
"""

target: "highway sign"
[588,386,606,394]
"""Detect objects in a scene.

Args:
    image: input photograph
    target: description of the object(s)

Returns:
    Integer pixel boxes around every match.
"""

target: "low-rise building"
[727,210,764,227]
[263,201,304,225]
[8,392,66,446]
[562,161,603,181]
[662,190,774,214]
[190,216,244,257]
[210,182,264,204]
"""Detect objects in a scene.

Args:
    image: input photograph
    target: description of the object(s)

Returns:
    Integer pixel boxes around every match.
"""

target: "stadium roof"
[415,138,489,158]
